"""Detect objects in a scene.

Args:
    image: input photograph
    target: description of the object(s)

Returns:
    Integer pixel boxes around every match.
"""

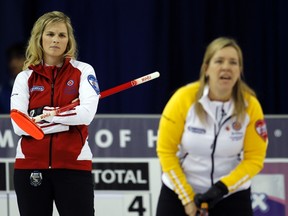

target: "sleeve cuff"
[215,181,229,195]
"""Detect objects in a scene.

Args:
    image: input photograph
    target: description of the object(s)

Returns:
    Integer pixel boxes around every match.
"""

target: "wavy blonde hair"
[23,11,78,69]
[195,37,256,122]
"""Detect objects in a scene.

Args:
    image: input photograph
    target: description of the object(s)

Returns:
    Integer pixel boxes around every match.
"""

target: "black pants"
[14,169,95,216]
[156,183,253,216]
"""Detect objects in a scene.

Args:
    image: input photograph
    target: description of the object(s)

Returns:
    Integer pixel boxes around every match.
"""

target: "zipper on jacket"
[48,68,57,168]
[48,135,53,168]
[210,108,232,186]
[51,83,54,106]
[210,133,218,185]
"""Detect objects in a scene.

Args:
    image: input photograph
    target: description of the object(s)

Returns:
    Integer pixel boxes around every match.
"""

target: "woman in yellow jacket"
[156,37,268,216]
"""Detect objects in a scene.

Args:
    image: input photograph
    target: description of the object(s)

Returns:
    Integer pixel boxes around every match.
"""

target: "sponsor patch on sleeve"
[255,119,268,141]
[87,75,100,95]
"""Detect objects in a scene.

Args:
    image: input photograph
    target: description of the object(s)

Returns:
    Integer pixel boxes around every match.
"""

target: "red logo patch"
[255,120,268,141]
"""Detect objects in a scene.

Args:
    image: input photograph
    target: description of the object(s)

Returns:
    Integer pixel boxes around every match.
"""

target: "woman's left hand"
[184,202,197,216]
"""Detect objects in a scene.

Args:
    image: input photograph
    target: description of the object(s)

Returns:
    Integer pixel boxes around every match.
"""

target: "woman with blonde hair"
[156,37,268,216]
[11,11,99,216]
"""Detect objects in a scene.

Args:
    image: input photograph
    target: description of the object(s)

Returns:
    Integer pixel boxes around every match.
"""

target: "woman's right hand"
[184,202,197,216]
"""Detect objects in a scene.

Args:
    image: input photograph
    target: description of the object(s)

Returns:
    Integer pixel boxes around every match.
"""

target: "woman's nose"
[222,61,231,69]
[53,37,59,43]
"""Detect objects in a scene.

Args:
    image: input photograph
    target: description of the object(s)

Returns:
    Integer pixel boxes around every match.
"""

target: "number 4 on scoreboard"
[128,196,146,216]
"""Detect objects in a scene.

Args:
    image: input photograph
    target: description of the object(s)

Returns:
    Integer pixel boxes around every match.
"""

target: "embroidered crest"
[66,79,74,86]
[30,171,43,187]
[255,120,268,141]
[232,121,242,131]
[64,79,77,94]
[87,75,100,95]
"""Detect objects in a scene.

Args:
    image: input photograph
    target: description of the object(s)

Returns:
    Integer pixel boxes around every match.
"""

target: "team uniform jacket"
[11,58,100,171]
[157,81,268,205]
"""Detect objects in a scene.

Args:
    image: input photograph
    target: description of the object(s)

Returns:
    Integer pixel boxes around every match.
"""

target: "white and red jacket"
[10,58,100,171]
